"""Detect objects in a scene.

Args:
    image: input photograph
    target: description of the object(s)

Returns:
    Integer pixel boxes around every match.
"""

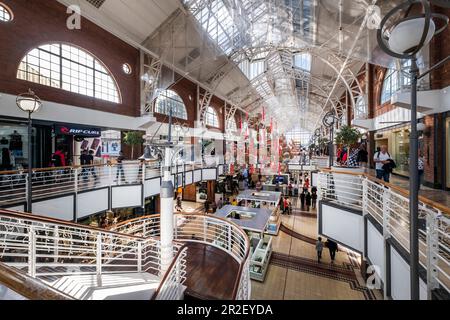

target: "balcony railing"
[0,210,161,291]
[0,160,228,209]
[111,213,251,300]
[0,209,250,300]
[317,169,450,296]
[0,262,73,300]
[152,245,188,300]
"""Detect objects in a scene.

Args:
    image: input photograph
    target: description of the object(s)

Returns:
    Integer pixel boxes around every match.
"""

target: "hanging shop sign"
[55,125,101,137]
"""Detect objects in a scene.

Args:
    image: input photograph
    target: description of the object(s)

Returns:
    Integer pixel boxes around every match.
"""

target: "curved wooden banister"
[0,263,73,300]
[0,209,144,240]
[113,213,251,300]
[320,168,450,216]
[150,244,188,300]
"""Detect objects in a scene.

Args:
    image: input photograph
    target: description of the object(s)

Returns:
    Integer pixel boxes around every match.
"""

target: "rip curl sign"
[67,5,81,30]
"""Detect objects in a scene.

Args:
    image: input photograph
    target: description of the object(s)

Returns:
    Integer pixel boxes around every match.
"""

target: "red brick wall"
[153,78,228,133]
[430,6,450,89]
[153,78,198,127]
[0,0,140,117]
[422,115,436,183]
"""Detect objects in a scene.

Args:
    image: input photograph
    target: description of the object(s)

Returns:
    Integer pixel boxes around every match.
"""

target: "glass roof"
[179,0,415,134]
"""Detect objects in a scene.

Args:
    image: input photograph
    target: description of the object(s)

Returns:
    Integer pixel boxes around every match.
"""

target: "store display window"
[0,123,28,171]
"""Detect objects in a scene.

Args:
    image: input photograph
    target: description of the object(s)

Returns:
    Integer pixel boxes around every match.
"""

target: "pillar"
[160,147,174,273]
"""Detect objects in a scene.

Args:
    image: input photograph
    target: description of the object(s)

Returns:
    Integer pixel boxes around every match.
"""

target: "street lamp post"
[322,112,339,168]
[16,89,42,213]
[377,0,449,300]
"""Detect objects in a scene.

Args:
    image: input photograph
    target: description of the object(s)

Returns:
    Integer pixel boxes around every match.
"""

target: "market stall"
[215,205,273,282]
[235,190,282,235]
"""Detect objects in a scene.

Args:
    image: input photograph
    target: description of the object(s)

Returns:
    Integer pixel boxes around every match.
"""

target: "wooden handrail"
[113,213,251,300]
[320,168,450,216]
[150,244,189,300]
[0,209,144,240]
[0,263,73,300]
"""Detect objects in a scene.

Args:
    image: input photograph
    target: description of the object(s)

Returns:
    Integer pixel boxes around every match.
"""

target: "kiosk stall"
[236,190,282,235]
[215,205,273,282]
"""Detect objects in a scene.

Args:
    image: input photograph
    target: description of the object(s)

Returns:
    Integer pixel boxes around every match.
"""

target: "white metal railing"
[153,246,188,300]
[111,213,251,300]
[0,210,161,294]
[0,161,229,208]
[0,209,247,300]
[317,170,450,296]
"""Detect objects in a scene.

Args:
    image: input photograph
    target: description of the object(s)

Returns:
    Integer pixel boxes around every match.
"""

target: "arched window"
[205,106,220,128]
[17,43,121,103]
[294,53,312,72]
[227,117,237,132]
[154,89,188,120]
[354,96,368,120]
[0,3,12,22]
[381,60,411,104]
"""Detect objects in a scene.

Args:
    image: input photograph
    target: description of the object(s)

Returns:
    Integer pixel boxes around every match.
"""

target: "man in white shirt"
[374,145,392,182]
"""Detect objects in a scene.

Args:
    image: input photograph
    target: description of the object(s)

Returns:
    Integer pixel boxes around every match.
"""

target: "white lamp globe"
[388,17,436,55]
[417,122,427,132]
[16,90,42,113]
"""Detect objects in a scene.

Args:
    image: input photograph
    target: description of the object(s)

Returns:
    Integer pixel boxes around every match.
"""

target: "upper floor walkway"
[0,160,228,222]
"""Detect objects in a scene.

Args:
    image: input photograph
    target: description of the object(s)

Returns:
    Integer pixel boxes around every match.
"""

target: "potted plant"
[332,125,364,204]
[334,125,362,166]
[123,131,144,160]
[122,131,144,183]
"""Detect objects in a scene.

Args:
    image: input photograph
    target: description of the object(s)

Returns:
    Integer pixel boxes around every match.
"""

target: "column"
[160,147,174,273]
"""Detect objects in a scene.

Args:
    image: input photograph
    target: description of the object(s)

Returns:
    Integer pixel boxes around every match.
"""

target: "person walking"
[305,191,312,212]
[175,196,183,212]
[87,150,98,181]
[374,145,392,183]
[326,239,338,263]
[316,237,324,263]
[357,144,369,170]
[79,150,90,182]
[217,197,224,209]
[115,151,125,183]
[300,191,306,211]
[311,190,318,210]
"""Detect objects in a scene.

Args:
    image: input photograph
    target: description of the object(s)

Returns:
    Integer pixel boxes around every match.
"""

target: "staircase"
[46,272,160,300]
[0,210,171,300]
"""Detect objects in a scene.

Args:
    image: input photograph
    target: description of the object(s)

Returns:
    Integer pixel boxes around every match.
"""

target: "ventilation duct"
[85,0,106,9]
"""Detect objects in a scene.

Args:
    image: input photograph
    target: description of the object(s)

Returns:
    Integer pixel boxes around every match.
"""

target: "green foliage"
[123,131,143,146]
[123,131,144,159]
[334,125,361,147]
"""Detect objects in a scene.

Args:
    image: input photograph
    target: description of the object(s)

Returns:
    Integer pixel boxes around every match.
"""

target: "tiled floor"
[180,195,383,300]
[251,200,382,300]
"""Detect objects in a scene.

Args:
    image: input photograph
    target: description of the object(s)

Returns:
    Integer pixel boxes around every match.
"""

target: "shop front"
[0,118,53,171]
[374,125,411,177]
[54,124,103,166]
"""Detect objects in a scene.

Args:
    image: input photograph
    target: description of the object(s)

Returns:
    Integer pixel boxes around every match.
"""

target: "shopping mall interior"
[0,0,449,302]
